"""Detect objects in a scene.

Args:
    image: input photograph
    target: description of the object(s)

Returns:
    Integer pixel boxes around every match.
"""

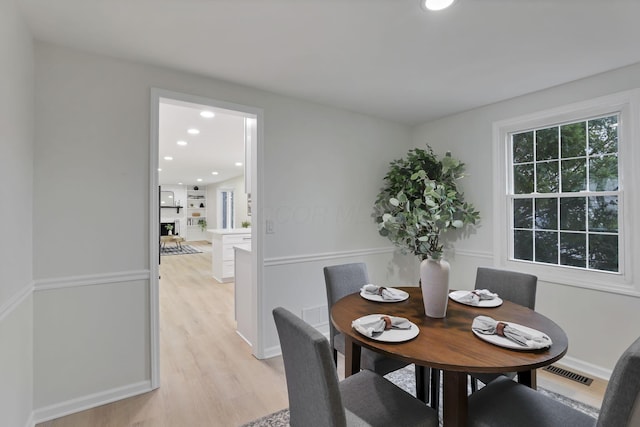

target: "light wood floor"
[37,241,606,426]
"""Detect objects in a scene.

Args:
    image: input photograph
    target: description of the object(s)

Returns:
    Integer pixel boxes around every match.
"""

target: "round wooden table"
[330,286,568,427]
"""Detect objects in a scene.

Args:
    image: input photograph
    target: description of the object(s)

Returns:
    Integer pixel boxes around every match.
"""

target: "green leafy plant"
[164,224,173,232]
[241,220,251,228]
[197,219,207,231]
[373,146,480,260]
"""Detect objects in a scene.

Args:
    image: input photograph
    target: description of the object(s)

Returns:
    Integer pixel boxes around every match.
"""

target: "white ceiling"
[159,99,247,185]
[18,0,640,183]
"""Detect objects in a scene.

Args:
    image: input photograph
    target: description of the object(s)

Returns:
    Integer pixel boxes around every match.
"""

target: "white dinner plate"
[472,321,551,350]
[449,290,503,308]
[360,287,409,303]
[352,314,419,342]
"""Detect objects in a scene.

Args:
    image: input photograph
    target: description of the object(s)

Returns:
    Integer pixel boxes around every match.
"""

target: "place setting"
[471,315,552,351]
[359,284,409,302]
[351,314,419,342]
[448,289,503,307]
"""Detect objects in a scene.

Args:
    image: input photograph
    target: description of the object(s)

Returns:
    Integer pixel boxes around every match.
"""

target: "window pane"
[561,158,586,192]
[535,198,557,230]
[589,234,618,272]
[560,197,586,231]
[561,122,586,158]
[513,131,534,163]
[535,231,558,264]
[513,164,534,194]
[536,127,559,161]
[588,115,618,155]
[536,161,559,193]
[588,196,618,232]
[560,232,586,268]
[514,230,533,261]
[513,199,533,229]
[589,154,618,191]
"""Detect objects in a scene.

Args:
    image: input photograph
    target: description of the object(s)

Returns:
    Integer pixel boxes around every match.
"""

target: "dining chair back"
[467,335,640,427]
[470,266,537,389]
[474,267,537,309]
[324,262,370,363]
[273,306,346,426]
[273,307,438,427]
[323,263,434,406]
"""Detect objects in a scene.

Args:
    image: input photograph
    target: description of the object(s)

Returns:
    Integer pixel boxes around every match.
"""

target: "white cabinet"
[186,185,207,241]
[210,229,251,283]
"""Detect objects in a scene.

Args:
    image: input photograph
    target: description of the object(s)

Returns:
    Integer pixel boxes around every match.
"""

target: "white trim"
[149,88,265,363]
[23,411,34,427]
[493,88,640,296]
[33,380,152,424]
[33,271,150,291]
[451,249,493,260]
[264,246,396,267]
[0,281,33,322]
[558,355,613,382]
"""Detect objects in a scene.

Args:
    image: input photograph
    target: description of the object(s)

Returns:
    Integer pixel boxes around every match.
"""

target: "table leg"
[442,371,467,427]
[517,369,537,389]
[415,365,428,403]
[343,335,361,378]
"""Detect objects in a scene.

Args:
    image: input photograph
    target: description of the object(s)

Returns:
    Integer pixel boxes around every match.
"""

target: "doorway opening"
[149,88,264,388]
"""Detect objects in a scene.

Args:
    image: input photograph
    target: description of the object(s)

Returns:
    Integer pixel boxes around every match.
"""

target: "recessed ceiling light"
[158,168,162,172]
[187,128,200,135]
[422,0,455,11]
[177,140,187,146]
[235,162,243,166]
[164,156,173,161]
[196,178,203,182]
[211,171,219,175]
[200,110,215,118]
[178,182,183,185]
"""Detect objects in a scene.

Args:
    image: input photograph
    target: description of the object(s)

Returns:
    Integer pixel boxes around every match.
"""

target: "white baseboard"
[33,380,153,424]
[555,355,613,381]
[24,411,34,427]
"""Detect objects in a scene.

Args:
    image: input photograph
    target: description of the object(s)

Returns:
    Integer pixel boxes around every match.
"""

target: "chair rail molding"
[34,270,150,291]
[0,281,33,322]
[264,246,395,267]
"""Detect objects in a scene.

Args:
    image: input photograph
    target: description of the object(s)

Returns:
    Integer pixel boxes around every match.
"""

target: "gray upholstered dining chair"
[323,263,433,406]
[469,267,538,391]
[273,307,438,427]
[467,335,640,427]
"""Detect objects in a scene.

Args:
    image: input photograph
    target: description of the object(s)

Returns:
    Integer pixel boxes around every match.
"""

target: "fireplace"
[161,221,179,236]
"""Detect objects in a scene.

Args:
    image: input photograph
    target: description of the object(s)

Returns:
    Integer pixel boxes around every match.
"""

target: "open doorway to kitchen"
[150,88,263,388]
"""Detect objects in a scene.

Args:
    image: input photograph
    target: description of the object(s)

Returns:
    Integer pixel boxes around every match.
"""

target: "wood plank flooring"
[37,240,606,426]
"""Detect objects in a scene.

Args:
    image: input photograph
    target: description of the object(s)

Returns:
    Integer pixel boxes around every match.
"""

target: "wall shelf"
[161,206,182,213]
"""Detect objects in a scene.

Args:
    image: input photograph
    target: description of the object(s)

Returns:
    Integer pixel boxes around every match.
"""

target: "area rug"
[160,244,202,256]
[241,366,599,426]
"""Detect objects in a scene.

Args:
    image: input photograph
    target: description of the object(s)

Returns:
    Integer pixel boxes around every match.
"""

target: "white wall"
[0,1,35,426]
[413,62,640,377]
[31,41,415,418]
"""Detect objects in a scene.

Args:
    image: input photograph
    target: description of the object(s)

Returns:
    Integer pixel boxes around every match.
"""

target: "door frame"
[149,88,264,388]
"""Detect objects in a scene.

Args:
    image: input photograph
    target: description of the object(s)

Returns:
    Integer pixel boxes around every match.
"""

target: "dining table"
[330,286,569,427]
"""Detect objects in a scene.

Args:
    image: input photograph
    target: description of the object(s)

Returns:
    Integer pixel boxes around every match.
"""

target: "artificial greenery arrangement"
[373,146,480,260]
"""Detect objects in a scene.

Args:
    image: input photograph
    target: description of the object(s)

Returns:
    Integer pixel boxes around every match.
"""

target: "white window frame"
[493,89,640,296]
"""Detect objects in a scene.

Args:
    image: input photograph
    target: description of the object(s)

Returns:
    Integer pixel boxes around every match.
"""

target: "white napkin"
[457,289,499,306]
[361,284,406,301]
[352,315,411,337]
[472,315,552,349]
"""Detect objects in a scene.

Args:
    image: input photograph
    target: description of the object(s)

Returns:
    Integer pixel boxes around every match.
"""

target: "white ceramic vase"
[420,257,450,318]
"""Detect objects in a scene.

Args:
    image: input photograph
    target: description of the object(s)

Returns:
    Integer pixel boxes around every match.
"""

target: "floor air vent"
[542,365,593,386]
